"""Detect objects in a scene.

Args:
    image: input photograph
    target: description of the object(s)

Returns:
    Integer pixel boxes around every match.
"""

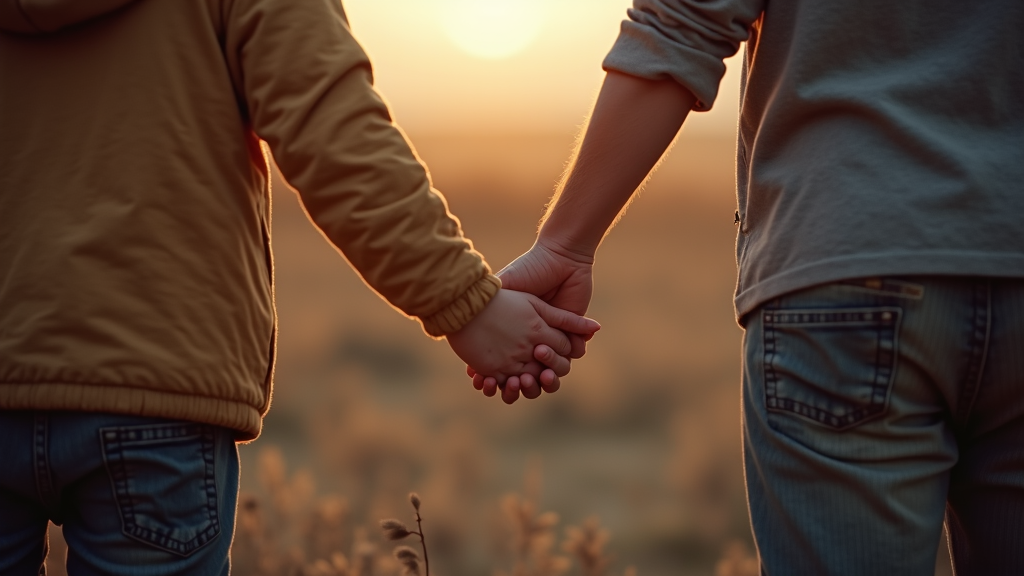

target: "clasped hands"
[446,239,595,404]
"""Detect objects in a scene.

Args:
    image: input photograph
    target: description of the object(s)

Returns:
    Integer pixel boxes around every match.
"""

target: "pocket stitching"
[100,423,221,557]
[763,307,900,430]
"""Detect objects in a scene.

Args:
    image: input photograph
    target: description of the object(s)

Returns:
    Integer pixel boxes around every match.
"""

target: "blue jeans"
[0,411,239,576]
[742,277,1024,575]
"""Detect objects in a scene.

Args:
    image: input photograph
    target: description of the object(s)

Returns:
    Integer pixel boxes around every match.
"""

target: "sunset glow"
[439,0,544,60]
[343,0,740,136]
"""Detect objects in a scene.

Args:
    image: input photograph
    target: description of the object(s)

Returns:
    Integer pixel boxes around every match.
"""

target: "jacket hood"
[0,0,139,34]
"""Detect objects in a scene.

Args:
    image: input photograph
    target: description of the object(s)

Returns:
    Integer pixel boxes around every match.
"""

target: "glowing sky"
[343,0,742,137]
[438,0,546,60]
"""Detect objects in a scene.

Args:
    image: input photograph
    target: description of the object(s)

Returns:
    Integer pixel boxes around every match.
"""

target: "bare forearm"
[539,71,696,258]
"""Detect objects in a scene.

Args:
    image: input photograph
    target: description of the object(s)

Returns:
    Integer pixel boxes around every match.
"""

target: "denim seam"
[201,426,220,550]
[763,307,900,430]
[764,310,778,415]
[100,423,221,557]
[956,281,991,427]
[33,413,54,506]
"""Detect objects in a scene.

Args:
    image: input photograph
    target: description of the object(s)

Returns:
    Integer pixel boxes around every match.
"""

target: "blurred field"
[244,131,751,576]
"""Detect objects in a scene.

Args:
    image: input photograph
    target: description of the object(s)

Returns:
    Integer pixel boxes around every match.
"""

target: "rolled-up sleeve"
[602,0,764,111]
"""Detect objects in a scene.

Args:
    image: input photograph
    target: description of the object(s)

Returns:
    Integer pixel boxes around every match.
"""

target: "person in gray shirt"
[481,0,1024,573]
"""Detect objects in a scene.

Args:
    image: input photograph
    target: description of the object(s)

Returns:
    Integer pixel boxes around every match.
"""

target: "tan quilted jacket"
[0,0,499,439]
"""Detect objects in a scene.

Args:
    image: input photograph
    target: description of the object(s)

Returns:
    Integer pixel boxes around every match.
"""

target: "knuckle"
[527,316,545,332]
[558,339,572,357]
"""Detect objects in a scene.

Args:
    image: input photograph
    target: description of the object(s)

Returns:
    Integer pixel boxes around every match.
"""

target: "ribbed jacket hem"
[0,383,263,441]
[420,273,501,337]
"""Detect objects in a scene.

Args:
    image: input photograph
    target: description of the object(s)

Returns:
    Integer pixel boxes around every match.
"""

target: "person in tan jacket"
[0,0,598,572]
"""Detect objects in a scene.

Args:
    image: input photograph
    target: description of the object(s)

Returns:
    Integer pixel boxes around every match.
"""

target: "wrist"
[534,231,596,265]
[538,187,613,260]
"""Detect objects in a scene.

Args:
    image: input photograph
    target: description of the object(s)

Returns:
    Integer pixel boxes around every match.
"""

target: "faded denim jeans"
[742,277,1024,575]
[0,411,238,576]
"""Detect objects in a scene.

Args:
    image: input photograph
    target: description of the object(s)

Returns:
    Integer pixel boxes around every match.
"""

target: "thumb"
[531,297,601,335]
[497,250,555,294]
[496,259,529,291]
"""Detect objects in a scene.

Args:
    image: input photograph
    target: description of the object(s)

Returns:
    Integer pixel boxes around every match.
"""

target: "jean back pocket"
[100,422,221,556]
[763,306,901,430]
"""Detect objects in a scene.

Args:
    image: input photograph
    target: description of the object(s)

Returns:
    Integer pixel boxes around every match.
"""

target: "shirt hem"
[735,251,1024,322]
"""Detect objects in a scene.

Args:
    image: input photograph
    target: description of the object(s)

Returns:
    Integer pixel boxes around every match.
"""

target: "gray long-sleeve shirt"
[603,0,1024,318]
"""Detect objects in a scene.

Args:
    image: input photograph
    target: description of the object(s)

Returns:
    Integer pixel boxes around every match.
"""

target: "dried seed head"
[330,552,349,572]
[535,511,560,530]
[394,546,420,562]
[380,519,413,540]
[393,546,421,575]
[550,556,572,573]
[409,492,421,511]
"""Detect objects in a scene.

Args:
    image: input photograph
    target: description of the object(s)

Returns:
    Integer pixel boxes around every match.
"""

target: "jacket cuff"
[420,273,501,337]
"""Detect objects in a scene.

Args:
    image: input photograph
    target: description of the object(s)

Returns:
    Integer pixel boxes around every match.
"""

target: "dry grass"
[712,542,758,576]
[225,448,642,576]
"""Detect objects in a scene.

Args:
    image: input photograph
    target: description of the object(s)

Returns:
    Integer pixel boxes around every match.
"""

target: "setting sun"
[439,0,544,60]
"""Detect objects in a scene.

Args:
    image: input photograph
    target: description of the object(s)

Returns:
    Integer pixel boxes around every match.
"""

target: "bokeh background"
[44,1,951,574]
[229,3,753,573]
[242,2,753,573]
